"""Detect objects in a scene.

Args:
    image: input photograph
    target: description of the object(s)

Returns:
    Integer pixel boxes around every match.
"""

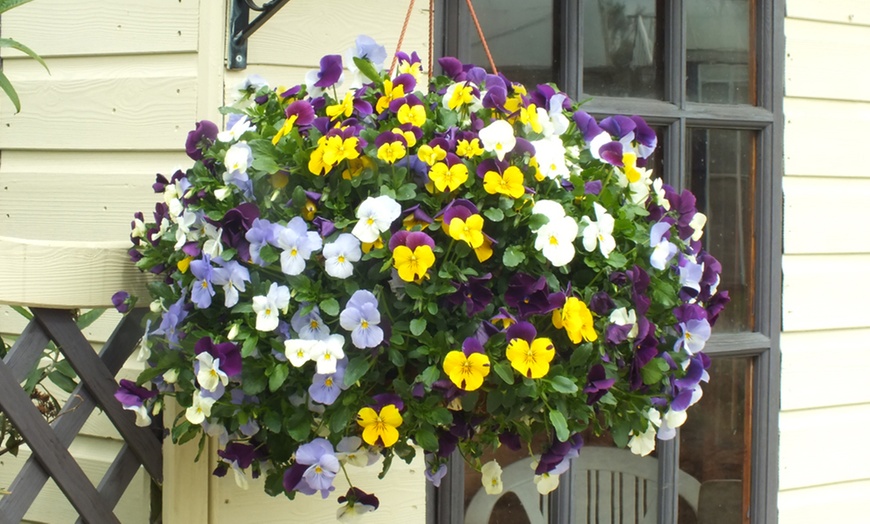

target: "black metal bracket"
[227,0,293,70]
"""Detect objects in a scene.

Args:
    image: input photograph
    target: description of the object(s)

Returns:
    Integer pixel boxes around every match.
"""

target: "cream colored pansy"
[481,460,504,495]
[478,119,516,161]
[579,202,616,258]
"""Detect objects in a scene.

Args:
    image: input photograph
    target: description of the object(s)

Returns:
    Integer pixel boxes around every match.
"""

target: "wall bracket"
[227,0,293,70]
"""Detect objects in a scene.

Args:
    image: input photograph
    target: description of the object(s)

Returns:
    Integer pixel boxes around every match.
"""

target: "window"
[434,0,783,522]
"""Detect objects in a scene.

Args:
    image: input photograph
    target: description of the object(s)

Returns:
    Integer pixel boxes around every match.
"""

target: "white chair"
[465,447,701,524]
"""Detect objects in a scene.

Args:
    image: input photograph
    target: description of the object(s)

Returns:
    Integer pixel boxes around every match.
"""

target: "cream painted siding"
[780,0,870,522]
[1,0,430,522]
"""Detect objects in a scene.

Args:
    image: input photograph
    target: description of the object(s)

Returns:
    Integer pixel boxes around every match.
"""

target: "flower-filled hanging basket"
[118,36,727,519]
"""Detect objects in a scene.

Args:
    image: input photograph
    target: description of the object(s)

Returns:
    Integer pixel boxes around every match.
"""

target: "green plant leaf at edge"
[0,0,35,15]
[0,38,49,72]
[0,72,21,113]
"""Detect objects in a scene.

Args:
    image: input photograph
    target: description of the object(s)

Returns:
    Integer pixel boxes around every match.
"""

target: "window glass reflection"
[465,0,557,86]
[686,0,754,104]
[678,357,752,524]
[583,0,664,99]
[688,128,755,332]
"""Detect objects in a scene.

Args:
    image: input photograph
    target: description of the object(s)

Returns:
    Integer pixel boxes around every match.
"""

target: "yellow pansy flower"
[506,337,555,379]
[443,350,490,391]
[553,297,598,344]
[448,214,485,249]
[482,166,525,199]
[377,141,406,164]
[429,162,469,192]
[357,404,403,447]
[392,245,436,282]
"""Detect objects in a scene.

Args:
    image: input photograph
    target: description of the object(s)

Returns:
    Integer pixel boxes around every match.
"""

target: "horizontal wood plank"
[245,0,431,68]
[211,450,426,523]
[779,480,870,524]
[781,329,870,411]
[779,405,870,490]
[0,56,198,150]
[787,0,870,26]
[785,18,870,102]
[782,254,870,332]
[783,176,870,254]
[0,0,198,57]
[784,98,870,177]
[0,237,152,308]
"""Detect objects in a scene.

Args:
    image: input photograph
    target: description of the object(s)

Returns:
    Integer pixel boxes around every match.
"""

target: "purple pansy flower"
[339,290,384,349]
[309,358,349,405]
[115,379,157,427]
[185,120,218,160]
[112,291,131,313]
[189,255,216,309]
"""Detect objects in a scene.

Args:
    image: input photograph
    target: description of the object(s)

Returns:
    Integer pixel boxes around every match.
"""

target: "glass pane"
[466,0,557,86]
[688,128,755,332]
[464,443,548,523]
[686,0,754,104]
[678,357,753,524]
[582,0,664,99]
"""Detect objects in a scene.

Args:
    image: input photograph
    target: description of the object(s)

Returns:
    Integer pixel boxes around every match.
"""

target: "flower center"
[361,320,369,329]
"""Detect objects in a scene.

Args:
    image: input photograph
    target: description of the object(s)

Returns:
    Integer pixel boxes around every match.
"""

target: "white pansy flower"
[277,217,322,276]
[579,202,616,258]
[689,212,707,242]
[532,136,570,180]
[252,282,290,332]
[649,222,678,270]
[323,233,362,279]
[185,390,216,425]
[201,223,224,258]
[478,119,516,161]
[310,334,346,374]
[657,408,689,440]
[214,187,232,201]
[336,436,380,467]
[217,116,253,143]
[481,460,504,495]
[163,368,179,384]
[195,352,228,392]
[224,142,253,182]
[352,195,401,243]
[284,338,319,368]
[652,178,670,210]
[534,215,579,267]
[628,425,658,457]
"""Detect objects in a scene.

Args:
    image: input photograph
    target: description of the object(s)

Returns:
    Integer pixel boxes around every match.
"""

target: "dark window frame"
[432,0,783,522]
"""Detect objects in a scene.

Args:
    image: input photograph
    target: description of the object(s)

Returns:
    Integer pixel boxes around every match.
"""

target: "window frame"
[433,0,783,522]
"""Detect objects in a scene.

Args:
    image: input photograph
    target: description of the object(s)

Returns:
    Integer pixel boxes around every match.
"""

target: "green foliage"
[0,0,49,113]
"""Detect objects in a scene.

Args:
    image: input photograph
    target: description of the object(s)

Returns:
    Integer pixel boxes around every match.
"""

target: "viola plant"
[121,35,727,519]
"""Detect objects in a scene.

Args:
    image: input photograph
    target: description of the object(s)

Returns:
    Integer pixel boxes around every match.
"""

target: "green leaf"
[611,417,631,448]
[353,56,382,83]
[54,359,77,380]
[241,336,259,358]
[549,375,579,394]
[527,213,550,231]
[483,207,504,222]
[492,360,515,385]
[0,0,35,15]
[0,37,48,72]
[258,245,280,264]
[268,363,289,392]
[241,366,268,395]
[343,355,372,387]
[427,407,453,426]
[410,318,427,337]
[396,183,417,201]
[503,246,526,268]
[604,251,628,268]
[328,405,351,434]
[419,365,441,386]
[47,369,77,394]
[75,308,105,329]
[319,297,340,317]
[415,428,439,452]
[549,409,569,442]
[10,305,32,320]
[263,411,283,433]
[252,155,280,174]
[640,359,664,385]
[0,71,21,113]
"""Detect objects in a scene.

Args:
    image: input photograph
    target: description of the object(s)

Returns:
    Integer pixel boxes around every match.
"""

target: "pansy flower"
[339,290,384,349]
[352,195,401,243]
[357,403,403,447]
[390,230,436,282]
[115,379,157,427]
[552,296,597,344]
[442,337,491,391]
[505,321,555,379]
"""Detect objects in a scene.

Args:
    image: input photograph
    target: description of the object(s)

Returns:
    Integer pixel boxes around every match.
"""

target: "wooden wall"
[780,1,870,521]
[0,0,431,522]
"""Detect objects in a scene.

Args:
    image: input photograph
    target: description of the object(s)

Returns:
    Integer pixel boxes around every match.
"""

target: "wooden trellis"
[0,308,162,524]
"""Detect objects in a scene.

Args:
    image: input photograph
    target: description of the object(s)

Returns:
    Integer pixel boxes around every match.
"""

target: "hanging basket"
[116,35,727,519]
